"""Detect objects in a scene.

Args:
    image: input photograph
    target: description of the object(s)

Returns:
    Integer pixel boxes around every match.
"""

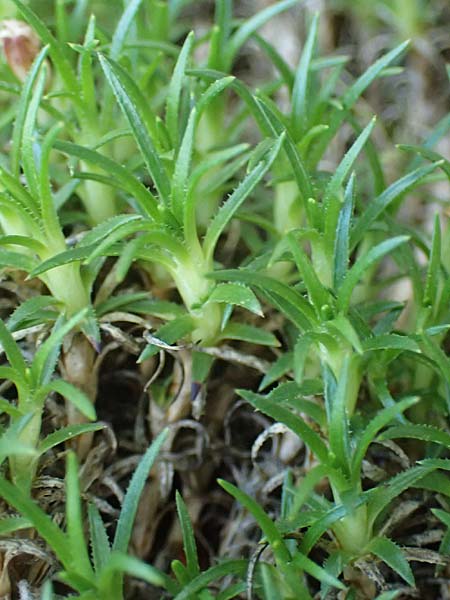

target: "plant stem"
[10,408,41,493]
[170,256,222,344]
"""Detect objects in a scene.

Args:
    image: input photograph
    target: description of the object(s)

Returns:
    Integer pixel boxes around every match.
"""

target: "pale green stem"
[10,408,41,493]
[170,255,222,344]
[77,127,117,224]
[274,180,302,235]
[332,504,371,554]
[311,238,332,289]
[43,262,90,317]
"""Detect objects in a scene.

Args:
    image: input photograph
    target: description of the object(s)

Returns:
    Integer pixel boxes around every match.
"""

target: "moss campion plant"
[0,0,448,598]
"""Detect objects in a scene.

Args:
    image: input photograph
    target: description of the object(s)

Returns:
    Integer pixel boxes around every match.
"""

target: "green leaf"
[40,581,54,600]
[172,560,247,600]
[7,297,57,332]
[344,41,409,109]
[0,167,40,223]
[21,60,47,201]
[38,423,105,455]
[378,424,450,449]
[367,465,436,526]
[216,582,247,600]
[44,380,96,421]
[366,537,414,586]
[203,134,284,261]
[110,0,144,60]
[418,458,450,471]
[28,245,94,279]
[208,269,316,331]
[219,322,279,347]
[84,219,148,265]
[99,552,178,594]
[269,383,325,426]
[0,247,36,273]
[259,352,293,391]
[224,0,299,70]
[328,355,351,473]
[287,232,329,314]
[320,551,353,600]
[88,503,111,574]
[299,497,365,555]
[253,33,294,89]
[0,319,28,379]
[310,41,409,167]
[421,334,450,381]
[0,516,32,535]
[10,0,80,98]
[99,54,170,203]
[0,415,37,463]
[351,162,440,247]
[239,389,329,463]
[0,475,71,570]
[137,315,195,362]
[337,236,409,313]
[351,397,418,483]
[328,314,362,354]
[323,118,376,247]
[432,508,450,529]
[399,144,450,180]
[171,559,189,586]
[206,283,263,316]
[113,428,169,553]
[171,107,196,226]
[333,174,355,289]
[0,395,25,418]
[254,97,313,205]
[65,452,94,579]
[291,13,318,137]
[218,479,291,562]
[11,46,49,177]
[30,310,88,387]
[423,214,442,307]
[54,141,159,220]
[166,32,194,147]
[375,592,402,600]
[176,491,200,579]
[362,334,421,353]
[291,552,345,591]
[80,215,143,248]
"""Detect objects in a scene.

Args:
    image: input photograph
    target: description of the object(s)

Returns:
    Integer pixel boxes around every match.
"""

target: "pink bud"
[0,19,40,81]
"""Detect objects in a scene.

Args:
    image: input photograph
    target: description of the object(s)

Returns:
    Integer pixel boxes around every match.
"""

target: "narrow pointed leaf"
[44,380,96,421]
[176,491,200,578]
[113,428,169,553]
[166,32,194,146]
[218,479,291,562]
[38,423,105,455]
[203,135,284,261]
[367,537,414,586]
[225,0,299,70]
[351,163,440,247]
[0,475,71,569]
[88,503,111,573]
[292,13,318,137]
[337,236,409,312]
[423,214,442,307]
[99,55,170,203]
[65,452,94,579]
[172,560,247,600]
[239,389,329,463]
[206,283,263,316]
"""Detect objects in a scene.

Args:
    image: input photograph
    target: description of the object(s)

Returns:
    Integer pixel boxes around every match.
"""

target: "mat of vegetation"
[0,1,449,598]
